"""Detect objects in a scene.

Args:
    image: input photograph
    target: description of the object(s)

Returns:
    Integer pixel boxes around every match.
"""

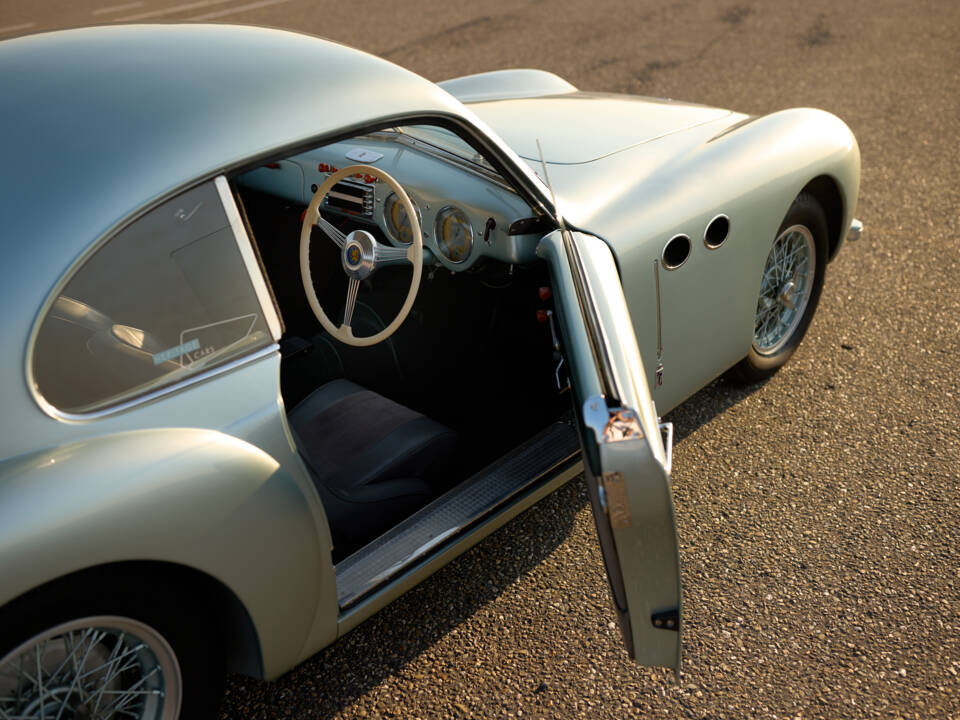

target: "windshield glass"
[379,126,495,172]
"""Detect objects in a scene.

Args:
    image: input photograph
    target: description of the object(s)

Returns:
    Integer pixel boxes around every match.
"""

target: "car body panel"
[0,423,334,680]
[466,92,733,164]
[0,351,339,679]
[471,96,859,411]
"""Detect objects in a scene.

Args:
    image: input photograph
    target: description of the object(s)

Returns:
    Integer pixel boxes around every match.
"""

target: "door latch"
[544,309,569,392]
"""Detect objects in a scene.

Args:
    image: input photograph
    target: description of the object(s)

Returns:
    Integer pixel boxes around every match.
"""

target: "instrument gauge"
[434,207,474,264]
[383,192,419,245]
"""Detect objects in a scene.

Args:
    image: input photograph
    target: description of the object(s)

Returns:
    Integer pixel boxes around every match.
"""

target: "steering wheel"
[300,164,422,347]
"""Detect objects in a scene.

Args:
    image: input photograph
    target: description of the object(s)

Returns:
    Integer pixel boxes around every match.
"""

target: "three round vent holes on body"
[661,214,730,270]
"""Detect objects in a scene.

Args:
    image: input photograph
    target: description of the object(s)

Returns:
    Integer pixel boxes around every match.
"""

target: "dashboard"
[238,127,545,271]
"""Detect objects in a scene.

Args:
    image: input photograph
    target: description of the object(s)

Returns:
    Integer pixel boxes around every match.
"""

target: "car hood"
[466,92,733,165]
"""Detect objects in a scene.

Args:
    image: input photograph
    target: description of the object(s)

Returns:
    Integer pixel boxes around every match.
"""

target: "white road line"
[186,0,293,21]
[92,2,145,15]
[0,21,36,35]
[115,0,235,22]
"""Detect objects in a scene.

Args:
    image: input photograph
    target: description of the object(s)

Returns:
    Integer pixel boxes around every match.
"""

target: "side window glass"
[33,180,272,414]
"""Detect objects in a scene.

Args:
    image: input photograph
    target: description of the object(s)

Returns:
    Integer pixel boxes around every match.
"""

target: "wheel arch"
[801,175,844,261]
[0,560,264,678]
[0,427,337,679]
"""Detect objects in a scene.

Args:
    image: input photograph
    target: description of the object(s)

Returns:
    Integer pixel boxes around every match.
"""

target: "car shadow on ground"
[664,376,768,445]
[217,377,762,719]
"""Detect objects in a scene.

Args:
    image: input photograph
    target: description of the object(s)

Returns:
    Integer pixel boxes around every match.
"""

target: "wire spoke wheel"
[0,617,181,720]
[728,192,828,384]
[752,224,815,355]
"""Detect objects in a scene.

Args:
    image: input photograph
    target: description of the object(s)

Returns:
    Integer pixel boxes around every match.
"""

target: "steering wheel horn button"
[341,230,376,279]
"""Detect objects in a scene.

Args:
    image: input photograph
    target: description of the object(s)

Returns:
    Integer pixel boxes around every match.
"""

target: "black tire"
[728,192,829,384]
[0,568,225,720]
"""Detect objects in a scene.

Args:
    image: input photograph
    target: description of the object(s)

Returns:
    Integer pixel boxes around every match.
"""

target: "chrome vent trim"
[324,179,374,218]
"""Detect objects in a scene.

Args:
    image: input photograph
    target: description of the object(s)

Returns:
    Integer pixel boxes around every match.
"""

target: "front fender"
[556,107,859,243]
[0,428,331,678]
[546,107,860,412]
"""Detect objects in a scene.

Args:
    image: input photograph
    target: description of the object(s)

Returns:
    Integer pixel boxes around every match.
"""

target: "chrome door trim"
[559,228,624,406]
[34,344,279,423]
[215,175,282,341]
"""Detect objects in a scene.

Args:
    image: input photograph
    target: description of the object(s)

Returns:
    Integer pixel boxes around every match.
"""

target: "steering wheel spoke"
[316,214,347,249]
[342,277,360,329]
[374,243,412,267]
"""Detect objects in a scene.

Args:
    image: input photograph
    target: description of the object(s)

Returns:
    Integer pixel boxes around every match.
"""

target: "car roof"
[0,25,472,417]
[1,24,462,263]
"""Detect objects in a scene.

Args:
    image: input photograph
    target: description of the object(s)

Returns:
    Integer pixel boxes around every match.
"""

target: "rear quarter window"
[33,179,273,414]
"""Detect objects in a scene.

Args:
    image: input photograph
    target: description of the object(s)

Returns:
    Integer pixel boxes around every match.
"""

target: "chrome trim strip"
[215,175,282,341]
[654,258,663,362]
[335,420,581,609]
[562,228,624,403]
[35,344,279,423]
[534,137,622,403]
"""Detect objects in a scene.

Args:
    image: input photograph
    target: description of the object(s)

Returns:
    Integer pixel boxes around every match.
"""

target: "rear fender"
[0,428,335,678]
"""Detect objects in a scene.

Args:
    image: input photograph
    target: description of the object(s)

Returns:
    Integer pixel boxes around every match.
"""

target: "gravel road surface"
[4,1,958,717]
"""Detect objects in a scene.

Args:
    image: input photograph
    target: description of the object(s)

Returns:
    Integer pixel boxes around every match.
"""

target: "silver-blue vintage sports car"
[0,24,860,719]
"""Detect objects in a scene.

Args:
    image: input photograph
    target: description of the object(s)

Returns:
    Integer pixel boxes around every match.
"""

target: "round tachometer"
[434,207,474,264]
[384,192,419,244]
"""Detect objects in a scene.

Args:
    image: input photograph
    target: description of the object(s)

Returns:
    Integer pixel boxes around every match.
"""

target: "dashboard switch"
[483,217,496,245]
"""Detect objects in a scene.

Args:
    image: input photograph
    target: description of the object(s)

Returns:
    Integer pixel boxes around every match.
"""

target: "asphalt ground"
[4,1,959,718]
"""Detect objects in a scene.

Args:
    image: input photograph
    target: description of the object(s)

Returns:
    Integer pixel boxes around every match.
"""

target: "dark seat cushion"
[288,379,456,557]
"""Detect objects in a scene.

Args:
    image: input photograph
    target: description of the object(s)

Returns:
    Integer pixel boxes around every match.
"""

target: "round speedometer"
[434,207,474,264]
[384,192,419,244]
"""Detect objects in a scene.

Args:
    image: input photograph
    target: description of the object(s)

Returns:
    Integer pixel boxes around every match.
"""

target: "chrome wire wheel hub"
[753,224,815,355]
[0,617,181,720]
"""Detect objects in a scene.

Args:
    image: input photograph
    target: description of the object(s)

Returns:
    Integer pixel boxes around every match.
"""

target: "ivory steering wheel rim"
[300,164,422,347]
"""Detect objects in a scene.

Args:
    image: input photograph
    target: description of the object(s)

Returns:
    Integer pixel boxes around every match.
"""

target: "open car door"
[538,228,682,673]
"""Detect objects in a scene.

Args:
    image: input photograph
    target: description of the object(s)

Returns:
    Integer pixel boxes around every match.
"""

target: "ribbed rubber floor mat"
[336,417,580,608]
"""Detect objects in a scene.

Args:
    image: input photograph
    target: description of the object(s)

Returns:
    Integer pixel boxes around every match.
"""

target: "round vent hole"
[662,234,691,270]
[705,214,730,248]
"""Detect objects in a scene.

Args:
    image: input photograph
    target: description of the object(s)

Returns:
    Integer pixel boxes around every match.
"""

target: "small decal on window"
[153,339,201,366]
[174,202,203,222]
[178,314,259,366]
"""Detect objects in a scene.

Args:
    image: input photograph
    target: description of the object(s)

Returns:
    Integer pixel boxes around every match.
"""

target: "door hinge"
[601,471,632,529]
[583,396,644,444]
[651,608,679,632]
